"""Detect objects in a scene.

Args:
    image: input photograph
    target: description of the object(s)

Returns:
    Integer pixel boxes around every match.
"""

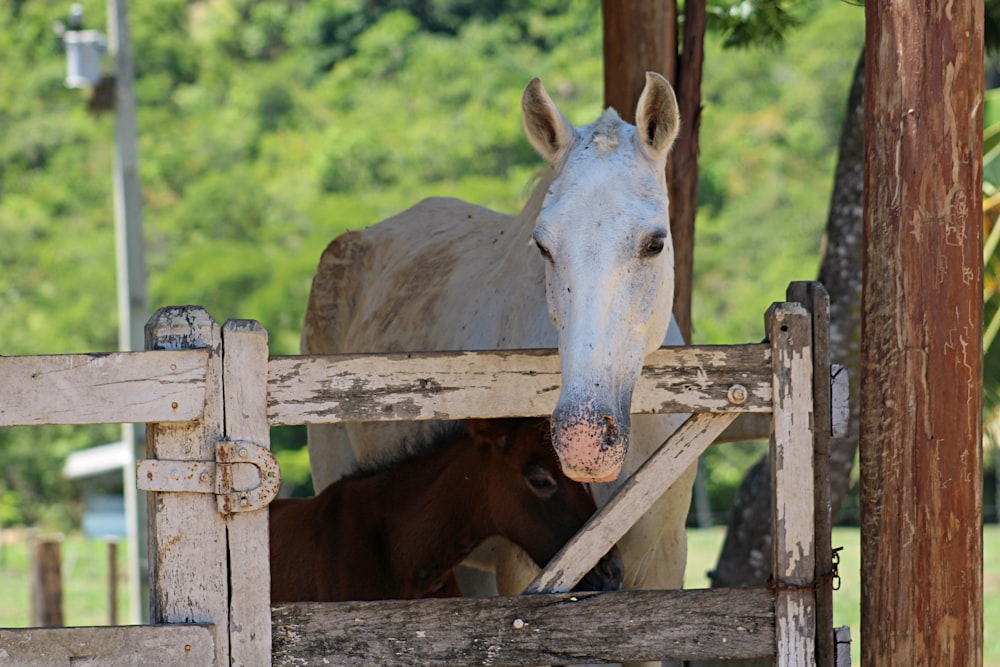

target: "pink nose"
[550,411,625,482]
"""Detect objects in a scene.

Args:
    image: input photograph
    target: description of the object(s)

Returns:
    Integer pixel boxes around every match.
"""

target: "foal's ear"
[634,71,680,164]
[466,419,510,450]
[522,78,577,166]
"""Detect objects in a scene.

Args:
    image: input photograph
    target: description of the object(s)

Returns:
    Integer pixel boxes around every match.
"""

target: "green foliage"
[693,1,864,345]
[1,0,863,528]
[272,426,314,498]
[697,440,768,521]
[706,0,811,50]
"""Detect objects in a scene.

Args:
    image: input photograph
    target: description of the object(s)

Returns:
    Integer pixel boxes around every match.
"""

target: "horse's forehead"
[542,150,667,224]
[548,117,664,198]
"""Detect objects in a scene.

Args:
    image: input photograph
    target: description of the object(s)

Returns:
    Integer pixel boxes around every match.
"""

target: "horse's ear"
[466,419,511,450]
[522,78,577,166]
[634,72,680,163]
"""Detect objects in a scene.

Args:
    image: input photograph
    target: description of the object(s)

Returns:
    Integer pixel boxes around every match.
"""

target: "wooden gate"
[0,281,841,666]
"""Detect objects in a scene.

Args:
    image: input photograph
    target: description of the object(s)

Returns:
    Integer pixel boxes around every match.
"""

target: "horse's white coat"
[302,73,694,601]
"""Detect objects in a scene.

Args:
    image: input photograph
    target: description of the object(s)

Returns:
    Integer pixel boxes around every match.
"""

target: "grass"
[686,524,1000,666]
[1,526,996,665]
[0,531,130,628]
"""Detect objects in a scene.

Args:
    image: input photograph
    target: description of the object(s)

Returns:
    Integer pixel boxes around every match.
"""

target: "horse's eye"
[532,230,554,262]
[641,233,666,258]
[525,466,558,498]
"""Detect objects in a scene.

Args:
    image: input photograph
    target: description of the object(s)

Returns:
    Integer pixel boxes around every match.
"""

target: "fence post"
[145,306,228,667]
[787,281,834,667]
[767,303,816,666]
[30,538,63,627]
[107,538,118,626]
[221,319,272,666]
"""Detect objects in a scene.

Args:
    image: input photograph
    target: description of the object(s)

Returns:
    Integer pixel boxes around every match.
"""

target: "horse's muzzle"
[550,405,629,482]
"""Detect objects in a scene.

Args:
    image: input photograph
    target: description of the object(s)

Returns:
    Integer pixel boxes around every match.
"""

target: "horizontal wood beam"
[0,624,214,666]
[0,349,208,426]
[271,588,776,666]
[267,344,772,425]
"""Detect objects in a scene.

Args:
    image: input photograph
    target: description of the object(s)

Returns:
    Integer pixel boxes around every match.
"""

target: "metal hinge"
[137,440,281,514]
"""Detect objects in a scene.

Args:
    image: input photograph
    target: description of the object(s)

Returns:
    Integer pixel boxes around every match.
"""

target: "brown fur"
[270,419,621,602]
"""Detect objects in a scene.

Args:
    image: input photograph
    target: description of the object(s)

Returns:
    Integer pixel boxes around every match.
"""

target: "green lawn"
[686,524,1000,666]
[0,532,130,628]
[1,526,996,665]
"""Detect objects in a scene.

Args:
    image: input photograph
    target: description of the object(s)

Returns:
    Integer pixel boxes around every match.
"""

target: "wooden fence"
[0,281,843,666]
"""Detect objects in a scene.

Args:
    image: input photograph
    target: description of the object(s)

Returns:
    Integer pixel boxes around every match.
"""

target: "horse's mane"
[519,168,558,225]
[350,422,469,480]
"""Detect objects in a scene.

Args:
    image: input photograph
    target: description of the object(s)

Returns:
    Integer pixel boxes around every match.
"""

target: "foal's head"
[467,418,623,591]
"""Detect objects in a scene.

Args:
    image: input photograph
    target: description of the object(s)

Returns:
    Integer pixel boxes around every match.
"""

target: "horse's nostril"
[601,414,618,442]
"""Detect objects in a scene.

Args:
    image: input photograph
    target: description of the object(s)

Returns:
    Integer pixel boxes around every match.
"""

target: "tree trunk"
[860,0,983,663]
[668,0,706,343]
[602,1,677,122]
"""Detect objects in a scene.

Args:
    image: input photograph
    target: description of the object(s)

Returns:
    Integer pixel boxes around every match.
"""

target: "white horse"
[302,73,694,602]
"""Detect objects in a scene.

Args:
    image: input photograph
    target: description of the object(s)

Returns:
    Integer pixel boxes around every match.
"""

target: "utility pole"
[107,0,149,624]
[59,0,148,624]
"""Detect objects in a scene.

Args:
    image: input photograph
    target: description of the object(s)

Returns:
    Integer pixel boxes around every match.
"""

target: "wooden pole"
[860,1,984,665]
[601,0,676,124]
[107,538,118,626]
[667,0,705,343]
[31,539,63,627]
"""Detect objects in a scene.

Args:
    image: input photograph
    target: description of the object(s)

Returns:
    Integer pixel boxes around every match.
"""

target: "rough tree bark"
[860,0,983,663]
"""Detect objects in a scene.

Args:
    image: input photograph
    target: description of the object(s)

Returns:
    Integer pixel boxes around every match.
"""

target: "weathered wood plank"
[145,307,229,667]
[834,626,852,667]
[266,344,772,425]
[0,624,214,666]
[0,350,206,426]
[526,411,738,593]
[766,303,816,667]
[271,589,775,666]
[221,320,272,666]
[788,280,834,667]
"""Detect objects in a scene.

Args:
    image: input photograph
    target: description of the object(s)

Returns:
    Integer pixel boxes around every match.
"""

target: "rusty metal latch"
[137,440,280,514]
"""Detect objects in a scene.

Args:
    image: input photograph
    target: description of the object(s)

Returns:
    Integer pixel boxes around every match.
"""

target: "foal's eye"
[525,466,558,498]
[641,233,666,258]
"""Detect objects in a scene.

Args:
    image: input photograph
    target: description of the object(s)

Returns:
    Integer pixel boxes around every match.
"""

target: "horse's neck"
[364,437,494,593]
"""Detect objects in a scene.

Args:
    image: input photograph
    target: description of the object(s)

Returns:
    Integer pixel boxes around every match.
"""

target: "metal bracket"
[137,440,280,514]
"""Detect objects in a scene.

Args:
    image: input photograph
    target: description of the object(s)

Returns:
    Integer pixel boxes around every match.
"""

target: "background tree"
[711,3,1000,612]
